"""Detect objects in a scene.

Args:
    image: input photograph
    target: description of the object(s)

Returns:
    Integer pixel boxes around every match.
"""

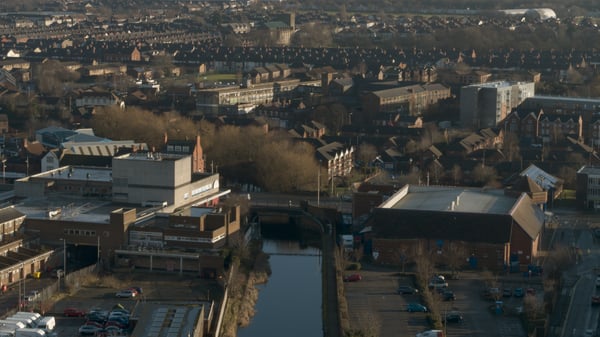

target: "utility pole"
[317,160,321,207]
[97,236,100,266]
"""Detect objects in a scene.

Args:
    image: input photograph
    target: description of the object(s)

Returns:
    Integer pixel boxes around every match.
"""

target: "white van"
[14,328,45,337]
[0,321,26,331]
[9,316,36,328]
[3,318,32,328]
[34,317,54,332]
[14,314,40,322]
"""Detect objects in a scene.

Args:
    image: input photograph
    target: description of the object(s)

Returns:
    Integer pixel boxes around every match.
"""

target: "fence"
[2,264,98,318]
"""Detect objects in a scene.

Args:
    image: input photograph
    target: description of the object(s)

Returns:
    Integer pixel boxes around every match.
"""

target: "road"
[558,210,600,337]
[248,192,352,213]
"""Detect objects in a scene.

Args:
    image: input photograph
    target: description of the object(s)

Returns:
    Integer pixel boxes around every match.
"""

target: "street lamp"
[60,238,66,278]
[1,158,5,184]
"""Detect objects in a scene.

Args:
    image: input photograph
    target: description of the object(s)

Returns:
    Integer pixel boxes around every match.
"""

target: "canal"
[237,239,323,337]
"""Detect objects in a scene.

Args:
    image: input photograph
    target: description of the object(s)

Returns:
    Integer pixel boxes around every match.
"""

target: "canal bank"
[219,205,344,337]
[238,240,323,337]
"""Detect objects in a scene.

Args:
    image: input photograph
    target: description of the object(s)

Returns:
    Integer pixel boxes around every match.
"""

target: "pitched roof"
[519,164,562,190]
[509,193,545,239]
[317,142,351,161]
[0,206,25,223]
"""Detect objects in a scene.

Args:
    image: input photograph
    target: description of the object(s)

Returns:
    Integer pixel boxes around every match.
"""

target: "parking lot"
[3,270,223,337]
[344,266,537,337]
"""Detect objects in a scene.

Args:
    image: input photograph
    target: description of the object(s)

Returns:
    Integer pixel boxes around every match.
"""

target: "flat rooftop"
[29,166,112,183]
[115,152,187,162]
[381,185,517,214]
[14,195,122,223]
[134,207,224,230]
[132,303,208,337]
[578,166,600,175]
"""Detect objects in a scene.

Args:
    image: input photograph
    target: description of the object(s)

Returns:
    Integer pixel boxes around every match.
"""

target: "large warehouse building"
[368,185,545,271]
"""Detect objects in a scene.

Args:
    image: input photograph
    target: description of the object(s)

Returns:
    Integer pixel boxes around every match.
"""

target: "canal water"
[237,239,323,337]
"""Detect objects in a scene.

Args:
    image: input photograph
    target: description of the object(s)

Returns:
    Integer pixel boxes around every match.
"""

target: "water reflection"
[238,239,323,337]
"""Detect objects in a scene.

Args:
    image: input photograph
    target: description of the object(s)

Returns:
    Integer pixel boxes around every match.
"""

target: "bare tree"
[427,161,444,185]
[523,293,544,321]
[472,165,499,186]
[443,243,467,278]
[451,165,463,185]
[356,143,378,172]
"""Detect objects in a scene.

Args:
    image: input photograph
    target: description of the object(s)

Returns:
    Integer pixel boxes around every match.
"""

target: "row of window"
[166,145,190,153]
[63,228,97,237]
[587,188,600,197]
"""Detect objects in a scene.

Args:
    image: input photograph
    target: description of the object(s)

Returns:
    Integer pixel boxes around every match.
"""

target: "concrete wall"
[14,178,46,198]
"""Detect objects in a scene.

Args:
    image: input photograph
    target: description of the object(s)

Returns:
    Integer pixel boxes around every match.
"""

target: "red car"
[64,307,86,317]
[344,274,362,282]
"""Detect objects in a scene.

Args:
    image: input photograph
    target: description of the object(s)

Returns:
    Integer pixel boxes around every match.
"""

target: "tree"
[290,23,334,48]
[150,54,176,78]
[255,140,317,192]
[523,292,545,321]
[472,165,498,186]
[443,243,467,278]
[391,246,414,273]
[356,143,378,171]
[451,165,463,185]
[33,60,80,96]
[557,166,577,189]
[427,161,443,185]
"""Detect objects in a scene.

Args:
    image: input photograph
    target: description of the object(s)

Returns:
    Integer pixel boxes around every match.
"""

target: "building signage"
[191,183,213,196]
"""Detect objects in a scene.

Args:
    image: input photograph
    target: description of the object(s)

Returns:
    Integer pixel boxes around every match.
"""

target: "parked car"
[406,303,428,312]
[103,326,124,335]
[107,316,128,326]
[110,307,129,315]
[592,296,600,306]
[64,307,86,317]
[108,311,129,319]
[115,289,136,298]
[526,288,536,296]
[397,286,418,295]
[79,324,102,336]
[428,276,448,290]
[514,288,524,297]
[482,287,500,301]
[131,286,143,295]
[105,320,127,329]
[441,290,455,301]
[444,311,464,324]
[86,310,108,323]
[503,288,512,297]
[343,274,362,282]
[83,321,104,329]
[416,329,444,337]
